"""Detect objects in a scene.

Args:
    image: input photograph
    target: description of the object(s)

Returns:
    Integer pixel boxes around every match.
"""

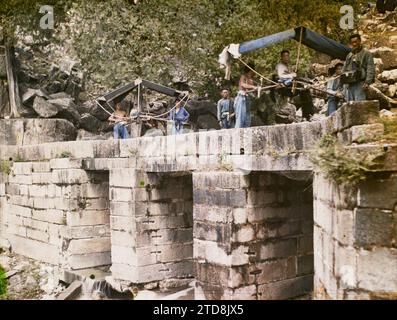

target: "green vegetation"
[0,160,11,175]
[13,154,25,162]
[58,151,72,158]
[381,117,397,142]
[0,264,7,299]
[217,152,233,171]
[310,134,386,186]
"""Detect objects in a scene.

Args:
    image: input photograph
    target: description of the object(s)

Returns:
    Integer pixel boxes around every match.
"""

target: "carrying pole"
[292,27,304,94]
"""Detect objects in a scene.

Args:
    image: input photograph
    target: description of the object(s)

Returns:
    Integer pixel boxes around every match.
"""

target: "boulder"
[22,88,50,107]
[387,84,397,97]
[276,103,298,124]
[45,81,64,94]
[0,118,76,145]
[79,113,102,132]
[48,98,81,125]
[32,96,59,118]
[89,101,112,121]
[370,47,397,70]
[374,58,384,74]
[378,69,397,83]
[23,118,77,145]
[310,63,329,77]
[380,109,396,118]
[49,92,73,100]
[76,101,93,115]
[373,82,389,93]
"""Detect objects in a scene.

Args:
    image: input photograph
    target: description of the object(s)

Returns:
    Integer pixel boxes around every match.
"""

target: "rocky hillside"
[0,1,396,141]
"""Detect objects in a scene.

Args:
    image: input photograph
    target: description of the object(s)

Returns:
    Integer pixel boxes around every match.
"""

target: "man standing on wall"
[217,89,234,129]
[342,34,375,102]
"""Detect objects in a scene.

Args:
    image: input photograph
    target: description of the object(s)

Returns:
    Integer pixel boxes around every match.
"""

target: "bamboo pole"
[5,43,21,118]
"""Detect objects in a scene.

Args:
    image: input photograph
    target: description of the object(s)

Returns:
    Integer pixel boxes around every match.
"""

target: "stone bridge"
[0,100,396,299]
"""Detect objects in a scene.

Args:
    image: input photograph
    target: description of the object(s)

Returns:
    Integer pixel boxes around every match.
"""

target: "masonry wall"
[109,169,194,284]
[313,172,397,299]
[0,172,8,248]
[193,171,313,300]
[2,159,111,273]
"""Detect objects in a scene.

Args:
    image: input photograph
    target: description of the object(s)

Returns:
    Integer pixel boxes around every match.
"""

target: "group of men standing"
[217,32,376,129]
[110,33,376,137]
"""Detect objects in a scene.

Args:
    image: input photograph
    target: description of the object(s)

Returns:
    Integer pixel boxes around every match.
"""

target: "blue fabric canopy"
[239,27,351,60]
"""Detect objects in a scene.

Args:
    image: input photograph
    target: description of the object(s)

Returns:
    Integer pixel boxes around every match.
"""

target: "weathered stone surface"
[22,88,50,107]
[79,113,102,132]
[258,275,313,300]
[351,123,384,143]
[355,208,394,247]
[0,119,76,146]
[33,96,59,118]
[357,248,397,292]
[378,69,397,83]
[357,175,397,209]
[370,47,397,70]
[48,98,80,125]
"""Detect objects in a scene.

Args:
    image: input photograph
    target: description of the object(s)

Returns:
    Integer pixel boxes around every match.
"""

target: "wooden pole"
[292,27,304,94]
[4,43,21,118]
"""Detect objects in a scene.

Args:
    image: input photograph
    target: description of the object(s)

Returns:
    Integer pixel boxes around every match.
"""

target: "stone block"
[313,200,333,235]
[298,235,313,254]
[8,204,32,218]
[32,161,51,173]
[158,243,193,263]
[80,183,109,199]
[358,175,397,210]
[9,195,33,207]
[66,210,109,226]
[92,140,120,158]
[29,185,48,197]
[31,172,52,185]
[109,168,143,188]
[51,169,90,184]
[193,189,247,207]
[333,209,355,246]
[357,248,397,292]
[12,162,33,175]
[355,208,394,247]
[254,257,296,285]
[84,198,109,211]
[8,234,59,264]
[193,204,232,224]
[26,228,49,242]
[351,123,384,143]
[297,254,314,276]
[109,187,133,202]
[260,238,297,261]
[49,158,83,169]
[8,174,33,185]
[258,275,313,300]
[68,252,111,270]
[68,237,111,254]
[193,221,232,243]
[110,216,135,233]
[334,245,357,289]
[110,201,140,217]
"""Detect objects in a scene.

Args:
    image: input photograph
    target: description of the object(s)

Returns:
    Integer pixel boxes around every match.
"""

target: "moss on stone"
[0,160,11,175]
[310,134,386,186]
[0,264,7,299]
